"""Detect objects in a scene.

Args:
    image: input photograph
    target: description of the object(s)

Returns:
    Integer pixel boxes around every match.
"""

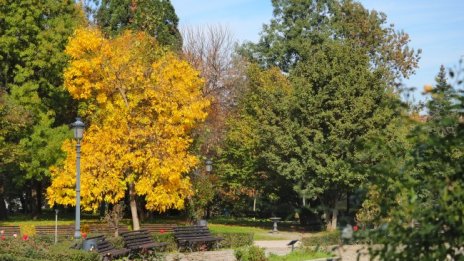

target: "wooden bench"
[120,230,167,254]
[173,225,223,251]
[140,223,176,233]
[35,225,74,236]
[85,235,130,261]
[0,226,20,237]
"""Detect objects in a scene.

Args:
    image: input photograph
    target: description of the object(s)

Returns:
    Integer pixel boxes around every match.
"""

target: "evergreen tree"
[427,65,455,121]
[96,0,182,50]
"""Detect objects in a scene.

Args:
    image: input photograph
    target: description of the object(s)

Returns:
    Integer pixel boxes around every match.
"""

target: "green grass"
[209,224,287,240]
[268,249,333,261]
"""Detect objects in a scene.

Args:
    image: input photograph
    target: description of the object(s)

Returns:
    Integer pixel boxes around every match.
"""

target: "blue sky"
[171,0,464,101]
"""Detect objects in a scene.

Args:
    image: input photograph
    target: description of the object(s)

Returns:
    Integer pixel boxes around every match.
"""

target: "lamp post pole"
[72,117,85,239]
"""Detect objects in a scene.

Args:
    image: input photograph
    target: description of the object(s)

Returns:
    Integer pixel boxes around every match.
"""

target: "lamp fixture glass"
[72,117,85,140]
[205,159,213,173]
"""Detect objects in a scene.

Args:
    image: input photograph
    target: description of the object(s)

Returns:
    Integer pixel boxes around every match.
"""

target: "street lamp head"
[72,117,85,140]
[205,159,213,173]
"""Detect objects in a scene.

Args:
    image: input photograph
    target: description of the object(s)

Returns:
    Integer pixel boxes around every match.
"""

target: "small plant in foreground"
[268,249,333,261]
[234,245,267,261]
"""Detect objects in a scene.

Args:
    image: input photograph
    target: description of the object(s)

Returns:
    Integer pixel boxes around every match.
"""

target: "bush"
[268,248,333,261]
[214,232,254,248]
[301,230,340,246]
[234,245,267,261]
[152,232,178,252]
[48,243,99,261]
[0,238,99,261]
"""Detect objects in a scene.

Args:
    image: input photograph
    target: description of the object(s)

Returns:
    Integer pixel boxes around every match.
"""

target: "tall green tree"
[0,0,83,124]
[241,0,420,80]
[95,0,182,50]
[218,65,296,215]
[0,0,83,216]
[0,92,31,219]
[238,0,420,229]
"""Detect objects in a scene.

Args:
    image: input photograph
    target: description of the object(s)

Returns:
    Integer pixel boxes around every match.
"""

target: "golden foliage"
[47,28,209,212]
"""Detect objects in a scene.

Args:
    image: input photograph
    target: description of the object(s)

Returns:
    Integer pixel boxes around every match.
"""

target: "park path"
[165,240,370,261]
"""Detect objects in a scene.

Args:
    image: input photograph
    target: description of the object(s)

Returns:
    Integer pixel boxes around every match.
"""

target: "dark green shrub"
[48,244,99,261]
[152,232,177,252]
[107,235,125,248]
[302,230,340,246]
[234,245,267,261]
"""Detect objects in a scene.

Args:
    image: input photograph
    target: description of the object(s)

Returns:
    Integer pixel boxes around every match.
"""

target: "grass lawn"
[209,224,288,240]
[268,249,333,261]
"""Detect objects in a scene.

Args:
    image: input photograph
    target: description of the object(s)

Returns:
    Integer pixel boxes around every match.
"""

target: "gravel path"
[164,240,371,261]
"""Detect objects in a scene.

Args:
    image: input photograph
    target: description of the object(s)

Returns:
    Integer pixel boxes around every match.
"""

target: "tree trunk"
[346,192,350,214]
[253,197,257,212]
[26,184,33,216]
[36,180,42,215]
[30,181,38,219]
[331,208,338,230]
[0,178,7,220]
[324,209,332,230]
[129,183,140,230]
[302,195,306,207]
[99,202,106,218]
[19,194,27,214]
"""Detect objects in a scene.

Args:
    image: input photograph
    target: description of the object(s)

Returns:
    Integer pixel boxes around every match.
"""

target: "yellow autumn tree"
[47,28,209,229]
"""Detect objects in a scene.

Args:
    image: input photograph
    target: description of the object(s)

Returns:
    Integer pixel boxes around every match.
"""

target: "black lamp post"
[71,117,84,239]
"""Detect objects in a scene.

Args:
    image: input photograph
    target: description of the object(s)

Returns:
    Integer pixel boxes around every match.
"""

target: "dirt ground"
[165,240,371,261]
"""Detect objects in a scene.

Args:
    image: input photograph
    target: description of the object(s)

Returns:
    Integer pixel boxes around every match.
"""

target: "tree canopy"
[96,0,182,50]
[47,28,209,228]
[0,0,83,218]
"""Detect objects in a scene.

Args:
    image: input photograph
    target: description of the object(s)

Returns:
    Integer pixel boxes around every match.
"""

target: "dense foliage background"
[0,1,462,259]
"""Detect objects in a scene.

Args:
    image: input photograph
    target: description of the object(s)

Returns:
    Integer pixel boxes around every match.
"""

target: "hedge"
[301,230,340,246]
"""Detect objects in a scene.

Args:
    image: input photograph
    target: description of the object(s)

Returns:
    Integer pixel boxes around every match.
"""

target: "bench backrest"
[88,224,130,235]
[35,225,74,236]
[140,223,176,233]
[173,226,214,239]
[121,230,154,249]
[0,226,20,237]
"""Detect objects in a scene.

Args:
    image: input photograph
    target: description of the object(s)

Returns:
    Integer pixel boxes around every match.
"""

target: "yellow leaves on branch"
[47,27,210,212]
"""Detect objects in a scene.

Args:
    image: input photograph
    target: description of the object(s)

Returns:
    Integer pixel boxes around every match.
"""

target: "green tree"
[95,0,182,50]
[241,0,420,80]
[0,92,31,218]
[369,65,464,260]
[286,41,401,229]
[218,65,296,215]
[238,0,420,229]
[427,65,456,121]
[0,0,83,216]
